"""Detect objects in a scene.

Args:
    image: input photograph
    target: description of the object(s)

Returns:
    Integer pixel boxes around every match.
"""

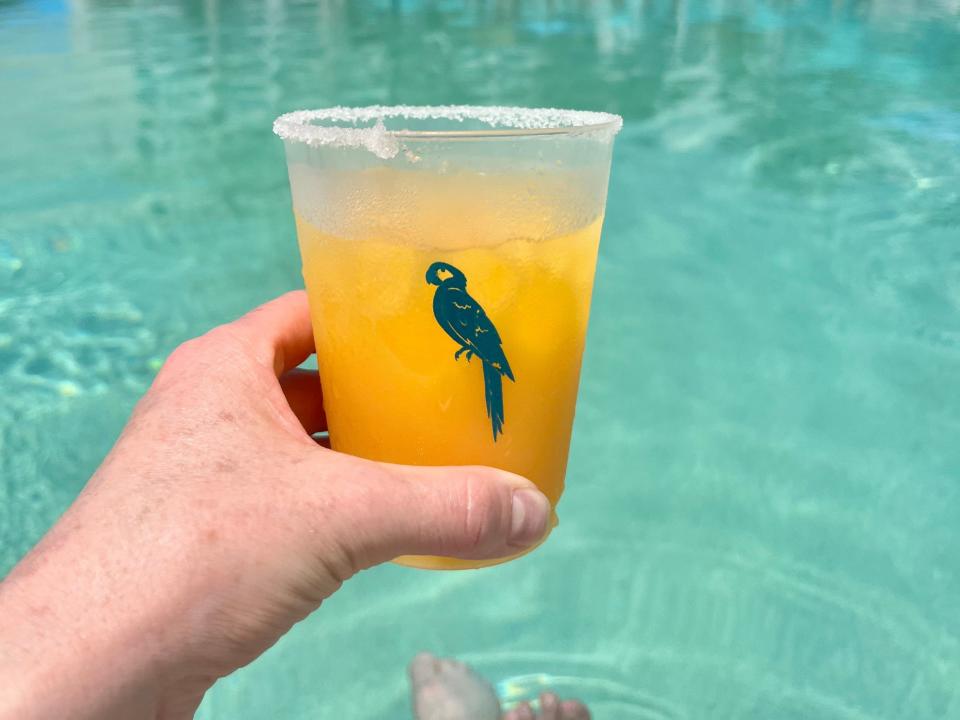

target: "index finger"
[233,290,316,376]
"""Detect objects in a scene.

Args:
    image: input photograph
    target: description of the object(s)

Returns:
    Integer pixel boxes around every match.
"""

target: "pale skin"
[0,291,553,720]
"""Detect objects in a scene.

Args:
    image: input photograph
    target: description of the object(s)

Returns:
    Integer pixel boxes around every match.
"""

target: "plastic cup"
[274,106,621,570]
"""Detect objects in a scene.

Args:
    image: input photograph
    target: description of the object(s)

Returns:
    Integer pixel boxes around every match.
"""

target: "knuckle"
[458,470,504,553]
[157,326,255,386]
[157,336,208,382]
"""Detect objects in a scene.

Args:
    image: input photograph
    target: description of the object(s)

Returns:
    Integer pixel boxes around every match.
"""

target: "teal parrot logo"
[426,261,515,441]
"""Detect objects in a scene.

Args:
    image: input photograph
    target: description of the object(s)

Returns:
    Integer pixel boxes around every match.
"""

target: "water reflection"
[28,0,955,197]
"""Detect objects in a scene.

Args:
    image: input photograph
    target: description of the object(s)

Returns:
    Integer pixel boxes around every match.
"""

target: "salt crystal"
[272,105,623,159]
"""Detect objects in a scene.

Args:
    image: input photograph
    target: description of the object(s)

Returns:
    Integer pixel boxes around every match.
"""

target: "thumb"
[327,458,553,571]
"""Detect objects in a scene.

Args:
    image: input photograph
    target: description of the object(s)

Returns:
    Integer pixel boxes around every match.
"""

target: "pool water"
[2,1,959,718]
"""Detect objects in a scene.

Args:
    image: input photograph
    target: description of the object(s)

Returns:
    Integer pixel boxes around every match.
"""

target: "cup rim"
[273,105,622,158]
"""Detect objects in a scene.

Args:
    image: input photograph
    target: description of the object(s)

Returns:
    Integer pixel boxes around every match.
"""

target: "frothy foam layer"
[273,105,623,159]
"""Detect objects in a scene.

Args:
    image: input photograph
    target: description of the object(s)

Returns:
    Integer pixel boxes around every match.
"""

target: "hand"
[0,291,551,720]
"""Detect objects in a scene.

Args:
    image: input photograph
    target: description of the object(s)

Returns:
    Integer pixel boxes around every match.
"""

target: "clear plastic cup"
[274,106,621,570]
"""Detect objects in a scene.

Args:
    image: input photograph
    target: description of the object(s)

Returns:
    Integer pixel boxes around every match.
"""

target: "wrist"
[0,655,35,720]
[0,572,165,720]
[0,494,184,720]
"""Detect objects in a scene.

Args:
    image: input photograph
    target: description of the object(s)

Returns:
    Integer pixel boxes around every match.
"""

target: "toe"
[539,692,560,720]
[409,652,441,687]
[559,699,591,720]
[503,701,534,720]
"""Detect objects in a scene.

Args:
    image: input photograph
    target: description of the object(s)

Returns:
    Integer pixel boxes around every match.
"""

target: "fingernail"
[510,488,551,546]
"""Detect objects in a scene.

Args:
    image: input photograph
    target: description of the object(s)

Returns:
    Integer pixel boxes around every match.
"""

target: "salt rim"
[272,105,623,160]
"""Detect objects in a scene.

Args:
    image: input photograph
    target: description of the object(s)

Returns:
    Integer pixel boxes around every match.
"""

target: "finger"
[312,456,553,572]
[279,368,327,435]
[232,290,315,376]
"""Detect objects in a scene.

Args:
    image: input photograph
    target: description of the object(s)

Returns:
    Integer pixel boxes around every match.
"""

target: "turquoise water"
[2,0,960,717]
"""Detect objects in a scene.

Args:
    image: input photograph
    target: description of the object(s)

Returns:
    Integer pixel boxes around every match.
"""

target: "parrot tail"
[482,360,505,440]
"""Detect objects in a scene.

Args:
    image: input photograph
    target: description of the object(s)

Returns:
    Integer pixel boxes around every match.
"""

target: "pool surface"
[2,1,959,718]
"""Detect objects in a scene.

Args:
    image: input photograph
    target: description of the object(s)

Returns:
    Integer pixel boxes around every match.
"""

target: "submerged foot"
[409,653,591,720]
[410,652,502,720]
[503,692,591,720]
